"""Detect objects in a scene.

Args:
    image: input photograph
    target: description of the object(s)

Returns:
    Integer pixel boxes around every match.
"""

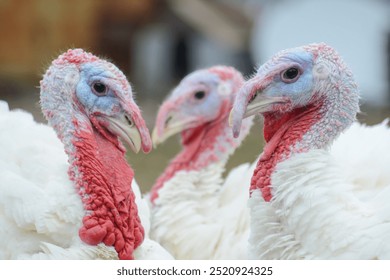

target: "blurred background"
[1,0,389,192]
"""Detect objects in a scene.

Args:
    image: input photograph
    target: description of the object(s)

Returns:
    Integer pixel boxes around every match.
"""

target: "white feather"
[132,179,174,260]
[0,101,172,259]
[249,121,390,259]
[151,160,256,259]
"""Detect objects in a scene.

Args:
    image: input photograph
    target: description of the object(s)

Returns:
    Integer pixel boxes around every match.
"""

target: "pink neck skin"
[251,101,324,202]
[150,102,242,203]
[67,117,144,260]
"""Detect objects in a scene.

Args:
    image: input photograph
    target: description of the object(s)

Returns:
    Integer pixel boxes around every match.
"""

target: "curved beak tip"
[232,124,241,138]
[143,145,152,154]
[229,109,242,138]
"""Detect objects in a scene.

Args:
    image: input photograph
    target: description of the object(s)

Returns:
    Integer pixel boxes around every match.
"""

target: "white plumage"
[132,179,174,260]
[231,43,390,259]
[249,121,390,259]
[0,47,174,260]
[152,160,256,259]
[0,101,172,259]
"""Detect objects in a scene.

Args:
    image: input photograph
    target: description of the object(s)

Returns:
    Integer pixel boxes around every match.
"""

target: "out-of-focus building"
[0,0,161,80]
[0,0,164,122]
[131,0,254,99]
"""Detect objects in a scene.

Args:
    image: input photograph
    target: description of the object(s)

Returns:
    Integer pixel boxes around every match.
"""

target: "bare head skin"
[40,49,152,259]
[150,66,253,202]
[230,43,359,201]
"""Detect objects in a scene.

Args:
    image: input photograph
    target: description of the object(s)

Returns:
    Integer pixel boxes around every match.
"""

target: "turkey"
[0,49,172,260]
[150,66,256,259]
[230,43,390,259]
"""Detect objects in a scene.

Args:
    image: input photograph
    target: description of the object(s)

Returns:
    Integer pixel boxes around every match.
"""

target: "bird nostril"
[125,115,133,127]
[165,115,172,128]
[248,92,258,104]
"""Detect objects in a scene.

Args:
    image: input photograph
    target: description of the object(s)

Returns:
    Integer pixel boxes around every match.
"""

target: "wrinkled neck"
[64,117,144,260]
[261,102,323,161]
[252,93,356,201]
[150,108,253,203]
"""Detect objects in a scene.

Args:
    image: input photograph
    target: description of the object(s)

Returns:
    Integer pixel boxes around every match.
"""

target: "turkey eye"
[194,91,205,100]
[92,82,107,96]
[282,67,300,83]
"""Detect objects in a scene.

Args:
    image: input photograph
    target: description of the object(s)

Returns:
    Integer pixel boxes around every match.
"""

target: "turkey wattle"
[231,43,390,259]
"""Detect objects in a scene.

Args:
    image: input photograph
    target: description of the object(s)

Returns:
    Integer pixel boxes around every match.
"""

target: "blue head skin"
[256,50,315,106]
[76,63,127,116]
[40,49,152,153]
[152,66,243,146]
[167,70,222,123]
[230,43,359,137]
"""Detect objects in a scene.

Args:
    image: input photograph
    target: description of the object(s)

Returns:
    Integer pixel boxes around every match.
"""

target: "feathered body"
[231,43,390,259]
[0,50,172,260]
[150,66,255,259]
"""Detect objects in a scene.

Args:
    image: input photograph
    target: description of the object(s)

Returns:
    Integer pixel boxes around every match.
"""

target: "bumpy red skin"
[70,118,144,260]
[41,49,147,260]
[251,102,323,201]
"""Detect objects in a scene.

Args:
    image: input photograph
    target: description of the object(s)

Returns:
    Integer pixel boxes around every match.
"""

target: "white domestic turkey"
[0,49,172,260]
[231,43,390,259]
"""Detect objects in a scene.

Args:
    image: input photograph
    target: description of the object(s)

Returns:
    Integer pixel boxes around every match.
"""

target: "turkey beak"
[106,113,142,153]
[106,98,152,154]
[152,112,196,147]
[125,102,152,154]
[230,75,285,138]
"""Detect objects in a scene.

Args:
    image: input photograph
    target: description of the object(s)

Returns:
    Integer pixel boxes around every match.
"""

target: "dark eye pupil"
[194,91,205,100]
[283,68,299,80]
[93,82,106,94]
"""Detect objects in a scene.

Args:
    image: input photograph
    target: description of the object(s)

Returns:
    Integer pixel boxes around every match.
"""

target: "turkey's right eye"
[194,91,206,100]
[92,82,107,96]
[281,67,300,83]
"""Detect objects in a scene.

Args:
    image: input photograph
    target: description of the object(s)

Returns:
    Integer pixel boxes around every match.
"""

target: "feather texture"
[0,48,173,259]
[0,101,172,259]
[232,43,390,259]
[152,161,255,259]
[250,122,390,259]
